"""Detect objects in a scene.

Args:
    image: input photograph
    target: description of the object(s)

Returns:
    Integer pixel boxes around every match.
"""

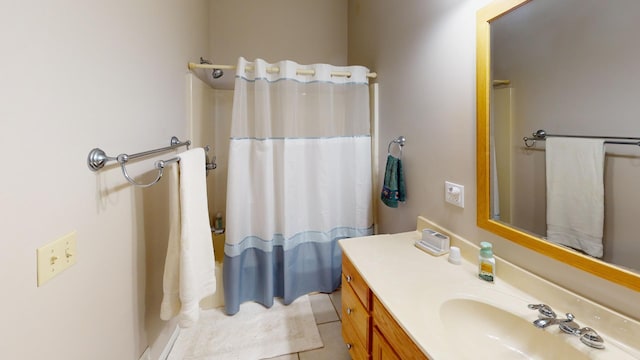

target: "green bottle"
[478,242,496,282]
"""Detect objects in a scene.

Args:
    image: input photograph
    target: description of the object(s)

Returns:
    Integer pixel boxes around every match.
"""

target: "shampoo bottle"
[215,212,223,230]
[478,241,495,282]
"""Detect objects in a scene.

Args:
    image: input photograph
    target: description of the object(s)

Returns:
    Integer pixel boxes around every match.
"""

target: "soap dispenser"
[478,241,495,282]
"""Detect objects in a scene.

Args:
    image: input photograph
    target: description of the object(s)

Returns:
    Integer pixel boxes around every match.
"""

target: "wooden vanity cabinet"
[372,295,429,360]
[341,254,372,360]
[372,327,401,360]
[342,254,430,360]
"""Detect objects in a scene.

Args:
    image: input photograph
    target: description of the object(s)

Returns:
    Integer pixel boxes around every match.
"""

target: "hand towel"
[161,148,216,327]
[381,154,406,208]
[546,138,605,258]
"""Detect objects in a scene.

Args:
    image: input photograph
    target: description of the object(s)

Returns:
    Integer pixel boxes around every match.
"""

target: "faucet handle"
[558,313,581,335]
[577,327,605,349]
[528,304,557,319]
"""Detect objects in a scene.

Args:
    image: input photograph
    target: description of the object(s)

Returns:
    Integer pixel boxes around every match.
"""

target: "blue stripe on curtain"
[224,225,374,256]
[223,226,373,315]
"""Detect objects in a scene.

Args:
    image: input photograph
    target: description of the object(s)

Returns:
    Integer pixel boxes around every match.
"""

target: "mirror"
[476,0,640,291]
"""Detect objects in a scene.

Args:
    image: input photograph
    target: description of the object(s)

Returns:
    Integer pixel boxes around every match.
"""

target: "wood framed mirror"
[476,0,639,291]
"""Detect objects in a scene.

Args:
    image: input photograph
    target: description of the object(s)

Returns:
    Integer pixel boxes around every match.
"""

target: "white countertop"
[339,219,640,360]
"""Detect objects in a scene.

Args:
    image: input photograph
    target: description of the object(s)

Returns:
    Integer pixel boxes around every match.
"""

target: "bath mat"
[167,295,323,360]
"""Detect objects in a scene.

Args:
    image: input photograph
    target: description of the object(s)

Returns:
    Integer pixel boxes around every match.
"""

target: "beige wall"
[0,1,208,359]
[209,0,348,67]
[348,0,640,320]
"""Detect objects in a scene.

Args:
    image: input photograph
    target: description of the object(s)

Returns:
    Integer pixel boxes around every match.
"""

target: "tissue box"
[415,229,450,256]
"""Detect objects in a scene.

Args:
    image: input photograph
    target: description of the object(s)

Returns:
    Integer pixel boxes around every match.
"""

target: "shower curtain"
[223,57,374,315]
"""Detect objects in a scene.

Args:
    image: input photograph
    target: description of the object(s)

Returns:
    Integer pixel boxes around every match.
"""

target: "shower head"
[199,57,223,79]
[212,68,224,79]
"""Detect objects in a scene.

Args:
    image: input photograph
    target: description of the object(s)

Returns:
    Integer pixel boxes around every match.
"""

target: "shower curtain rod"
[188,62,378,79]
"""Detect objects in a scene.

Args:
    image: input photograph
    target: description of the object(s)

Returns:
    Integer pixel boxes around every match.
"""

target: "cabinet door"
[342,315,370,360]
[372,328,401,360]
[373,296,430,360]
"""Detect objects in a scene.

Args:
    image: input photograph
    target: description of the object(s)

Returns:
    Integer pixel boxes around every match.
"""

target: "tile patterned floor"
[266,289,351,360]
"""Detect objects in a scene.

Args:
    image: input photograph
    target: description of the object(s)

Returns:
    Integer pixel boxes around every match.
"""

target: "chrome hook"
[523,137,536,148]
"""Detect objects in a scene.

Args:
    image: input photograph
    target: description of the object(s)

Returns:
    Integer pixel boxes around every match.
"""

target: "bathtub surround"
[223,58,374,315]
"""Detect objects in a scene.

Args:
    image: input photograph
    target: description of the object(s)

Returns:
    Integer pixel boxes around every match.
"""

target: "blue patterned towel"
[381,155,406,208]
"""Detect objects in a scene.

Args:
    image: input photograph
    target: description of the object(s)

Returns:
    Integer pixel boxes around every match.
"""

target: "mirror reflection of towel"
[381,155,406,208]
[546,138,605,258]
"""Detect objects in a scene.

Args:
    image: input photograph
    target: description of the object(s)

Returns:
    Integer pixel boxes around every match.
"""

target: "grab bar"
[87,136,190,171]
[87,136,191,188]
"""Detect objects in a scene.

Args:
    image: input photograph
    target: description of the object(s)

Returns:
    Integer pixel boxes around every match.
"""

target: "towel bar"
[87,136,190,172]
[87,137,217,188]
[523,129,640,148]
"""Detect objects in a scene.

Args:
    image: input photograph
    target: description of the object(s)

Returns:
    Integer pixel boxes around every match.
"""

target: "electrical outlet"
[37,231,77,286]
[445,181,464,208]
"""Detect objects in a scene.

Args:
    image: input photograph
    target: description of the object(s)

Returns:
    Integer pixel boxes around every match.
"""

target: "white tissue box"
[415,229,450,256]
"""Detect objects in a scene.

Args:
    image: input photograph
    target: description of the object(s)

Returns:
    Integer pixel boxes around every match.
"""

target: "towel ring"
[387,136,406,157]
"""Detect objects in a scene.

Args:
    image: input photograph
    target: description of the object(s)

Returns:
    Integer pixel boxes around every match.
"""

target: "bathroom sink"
[439,299,588,360]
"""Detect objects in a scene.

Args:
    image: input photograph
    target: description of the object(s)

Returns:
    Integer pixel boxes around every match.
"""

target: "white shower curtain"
[224,57,373,315]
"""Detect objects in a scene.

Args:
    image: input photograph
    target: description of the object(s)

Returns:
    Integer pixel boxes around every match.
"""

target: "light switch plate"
[37,231,77,286]
[445,181,464,208]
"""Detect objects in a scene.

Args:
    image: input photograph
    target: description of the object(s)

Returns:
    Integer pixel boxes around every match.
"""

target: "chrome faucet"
[576,327,605,349]
[528,303,556,319]
[528,304,605,349]
[528,304,578,333]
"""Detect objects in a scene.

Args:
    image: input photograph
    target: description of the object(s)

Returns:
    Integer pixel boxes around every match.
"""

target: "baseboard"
[158,325,181,360]
[138,347,151,360]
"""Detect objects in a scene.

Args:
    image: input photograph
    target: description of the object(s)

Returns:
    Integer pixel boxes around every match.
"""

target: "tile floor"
[266,289,351,360]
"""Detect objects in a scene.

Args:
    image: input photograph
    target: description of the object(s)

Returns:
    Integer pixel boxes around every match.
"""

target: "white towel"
[161,148,216,327]
[546,137,605,258]
[160,162,181,321]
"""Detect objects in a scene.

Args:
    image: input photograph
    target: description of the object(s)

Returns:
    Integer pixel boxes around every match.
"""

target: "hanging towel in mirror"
[381,154,406,208]
[546,138,605,258]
